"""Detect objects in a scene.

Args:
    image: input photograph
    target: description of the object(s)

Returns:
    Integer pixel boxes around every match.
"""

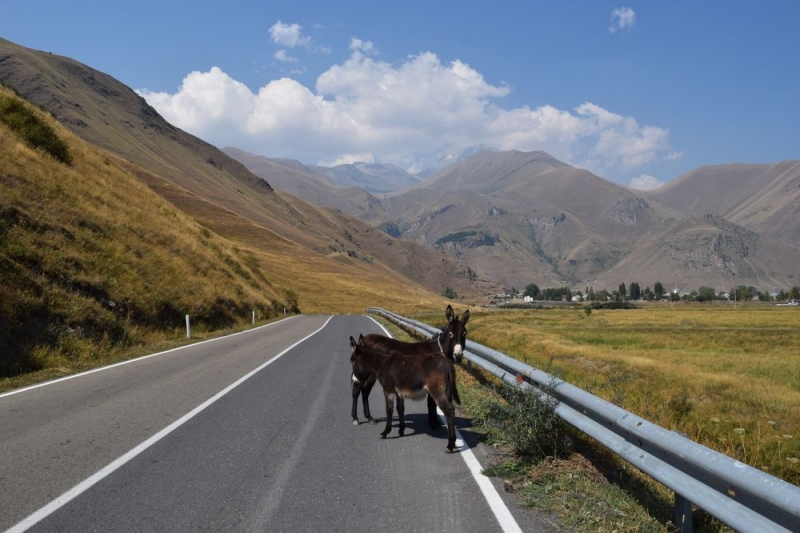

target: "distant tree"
[618,282,627,301]
[777,290,789,301]
[790,286,800,299]
[443,286,458,299]
[697,286,716,302]
[654,281,665,300]
[587,286,595,301]
[523,283,541,299]
[596,289,611,301]
[731,285,757,301]
[643,286,654,301]
[629,282,641,301]
[541,287,571,301]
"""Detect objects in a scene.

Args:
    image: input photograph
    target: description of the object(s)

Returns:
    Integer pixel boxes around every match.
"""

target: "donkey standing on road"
[351,305,469,427]
[349,334,459,452]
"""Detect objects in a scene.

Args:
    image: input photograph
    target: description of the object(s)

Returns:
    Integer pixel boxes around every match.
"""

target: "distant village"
[483,283,800,306]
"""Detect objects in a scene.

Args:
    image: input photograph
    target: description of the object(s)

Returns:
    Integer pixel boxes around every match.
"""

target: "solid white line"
[0,316,299,399]
[366,316,522,533]
[5,316,332,533]
[437,408,524,533]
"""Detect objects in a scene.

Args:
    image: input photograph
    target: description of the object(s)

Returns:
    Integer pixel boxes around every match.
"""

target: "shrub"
[0,96,72,165]
[471,382,573,461]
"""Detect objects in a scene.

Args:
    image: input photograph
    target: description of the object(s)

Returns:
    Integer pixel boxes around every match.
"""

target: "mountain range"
[226,147,800,293]
[3,36,799,302]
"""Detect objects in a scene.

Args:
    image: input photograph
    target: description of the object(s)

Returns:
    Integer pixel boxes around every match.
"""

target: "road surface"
[1,314,555,532]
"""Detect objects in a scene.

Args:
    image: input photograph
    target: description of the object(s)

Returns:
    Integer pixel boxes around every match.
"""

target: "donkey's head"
[350,334,376,377]
[442,305,470,363]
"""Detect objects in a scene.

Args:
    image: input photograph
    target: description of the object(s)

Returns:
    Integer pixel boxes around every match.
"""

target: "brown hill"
[0,37,484,316]
[375,150,686,289]
[227,144,800,293]
[643,161,800,247]
[221,147,383,220]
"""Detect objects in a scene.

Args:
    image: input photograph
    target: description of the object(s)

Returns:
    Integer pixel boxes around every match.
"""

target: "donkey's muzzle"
[453,344,464,363]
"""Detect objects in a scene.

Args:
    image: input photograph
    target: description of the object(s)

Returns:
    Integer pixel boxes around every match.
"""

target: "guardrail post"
[185,315,191,339]
[674,493,692,532]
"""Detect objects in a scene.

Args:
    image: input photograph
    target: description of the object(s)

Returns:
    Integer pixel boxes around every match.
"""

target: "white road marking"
[0,316,299,399]
[6,316,332,533]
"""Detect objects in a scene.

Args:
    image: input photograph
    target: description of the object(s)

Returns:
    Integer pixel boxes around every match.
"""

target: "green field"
[455,303,800,486]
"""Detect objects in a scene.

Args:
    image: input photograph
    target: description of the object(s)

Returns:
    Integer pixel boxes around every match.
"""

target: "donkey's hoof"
[352,419,359,426]
[367,417,376,424]
[380,433,388,439]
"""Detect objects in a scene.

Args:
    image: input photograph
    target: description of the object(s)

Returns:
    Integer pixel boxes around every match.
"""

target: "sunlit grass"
[463,304,800,485]
[1,87,448,389]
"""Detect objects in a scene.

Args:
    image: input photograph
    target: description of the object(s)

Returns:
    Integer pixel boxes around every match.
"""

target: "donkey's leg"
[429,378,457,452]
[397,395,406,436]
[427,394,442,430]
[351,375,362,425]
[361,374,377,423]
[380,389,394,439]
[441,399,456,452]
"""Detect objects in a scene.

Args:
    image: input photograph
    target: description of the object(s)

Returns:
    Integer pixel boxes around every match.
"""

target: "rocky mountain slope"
[642,161,800,247]
[0,37,487,307]
[230,147,800,292]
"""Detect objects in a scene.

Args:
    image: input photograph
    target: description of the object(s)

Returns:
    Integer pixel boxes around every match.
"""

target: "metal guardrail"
[366,307,800,533]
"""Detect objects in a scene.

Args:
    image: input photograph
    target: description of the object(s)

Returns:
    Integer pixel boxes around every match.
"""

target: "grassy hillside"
[0,87,448,384]
[0,87,290,377]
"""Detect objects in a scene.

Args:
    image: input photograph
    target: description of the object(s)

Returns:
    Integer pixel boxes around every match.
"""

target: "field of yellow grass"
[456,303,800,485]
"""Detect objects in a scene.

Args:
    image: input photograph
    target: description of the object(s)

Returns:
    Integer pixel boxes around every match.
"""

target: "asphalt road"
[1,314,555,532]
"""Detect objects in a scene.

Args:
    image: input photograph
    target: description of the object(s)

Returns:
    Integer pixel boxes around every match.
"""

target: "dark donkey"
[349,334,459,452]
[351,305,469,426]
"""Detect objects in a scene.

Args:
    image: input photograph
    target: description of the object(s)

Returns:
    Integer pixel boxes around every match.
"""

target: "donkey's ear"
[358,333,366,345]
[461,309,470,324]
[446,304,455,322]
[350,336,357,349]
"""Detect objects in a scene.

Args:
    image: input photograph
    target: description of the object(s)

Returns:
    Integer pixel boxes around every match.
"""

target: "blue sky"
[2,1,798,189]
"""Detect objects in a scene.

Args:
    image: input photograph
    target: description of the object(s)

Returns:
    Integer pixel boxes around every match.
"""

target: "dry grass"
[463,303,800,485]
[0,87,447,389]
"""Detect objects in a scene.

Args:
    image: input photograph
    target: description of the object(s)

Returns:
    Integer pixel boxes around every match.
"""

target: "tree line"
[517,282,800,303]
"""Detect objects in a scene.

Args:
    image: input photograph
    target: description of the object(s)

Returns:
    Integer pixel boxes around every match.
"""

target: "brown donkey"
[351,305,468,427]
[350,334,459,452]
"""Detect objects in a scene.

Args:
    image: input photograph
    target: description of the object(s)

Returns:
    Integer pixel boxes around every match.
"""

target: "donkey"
[351,305,469,426]
[349,334,458,452]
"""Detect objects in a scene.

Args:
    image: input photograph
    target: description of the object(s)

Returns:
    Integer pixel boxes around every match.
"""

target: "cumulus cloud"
[269,21,311,48]
[137,37,677,177]
[269,21,330,58]
[629,174,665,190]
[610,7,636,33]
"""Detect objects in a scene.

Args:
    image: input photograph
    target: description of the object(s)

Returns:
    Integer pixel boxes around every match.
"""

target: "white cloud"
[349,38,377,55]
[628,174,665,190]
[273,50,298,63]
[269,21,311,48]
[318,153,375,166]
[610,7,636,33]
[269,21,330,56]
[137,44,676,177]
